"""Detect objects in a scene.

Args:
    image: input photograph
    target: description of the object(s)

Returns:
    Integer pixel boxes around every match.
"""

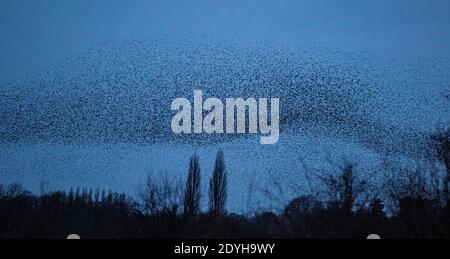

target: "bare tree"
[431,127,450,197]
[3,183,29,199]
[184,154,201,216]
[341,164,355,212]
[209,150,227,216]
[138,172,183,215]
[321,162,367,213]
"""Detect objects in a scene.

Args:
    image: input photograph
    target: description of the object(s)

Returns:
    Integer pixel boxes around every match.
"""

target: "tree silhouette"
[342,164,355,213]
[321,162,364,214]
[184,154,201,216]
[431,127,450,198]
[209,150,227,216]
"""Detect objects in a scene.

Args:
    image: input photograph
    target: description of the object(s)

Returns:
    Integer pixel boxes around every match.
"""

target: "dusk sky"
[1,0,450,83]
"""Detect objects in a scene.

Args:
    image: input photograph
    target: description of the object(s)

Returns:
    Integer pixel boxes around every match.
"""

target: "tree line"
[0,128,449,239]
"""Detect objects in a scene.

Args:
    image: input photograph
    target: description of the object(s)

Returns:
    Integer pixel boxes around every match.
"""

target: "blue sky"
[1,0,450,83]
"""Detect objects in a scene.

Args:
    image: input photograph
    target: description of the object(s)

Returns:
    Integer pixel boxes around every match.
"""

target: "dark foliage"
[1,180,450,238]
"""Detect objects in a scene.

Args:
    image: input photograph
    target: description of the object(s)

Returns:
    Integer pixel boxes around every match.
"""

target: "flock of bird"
[1,36,448,160]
